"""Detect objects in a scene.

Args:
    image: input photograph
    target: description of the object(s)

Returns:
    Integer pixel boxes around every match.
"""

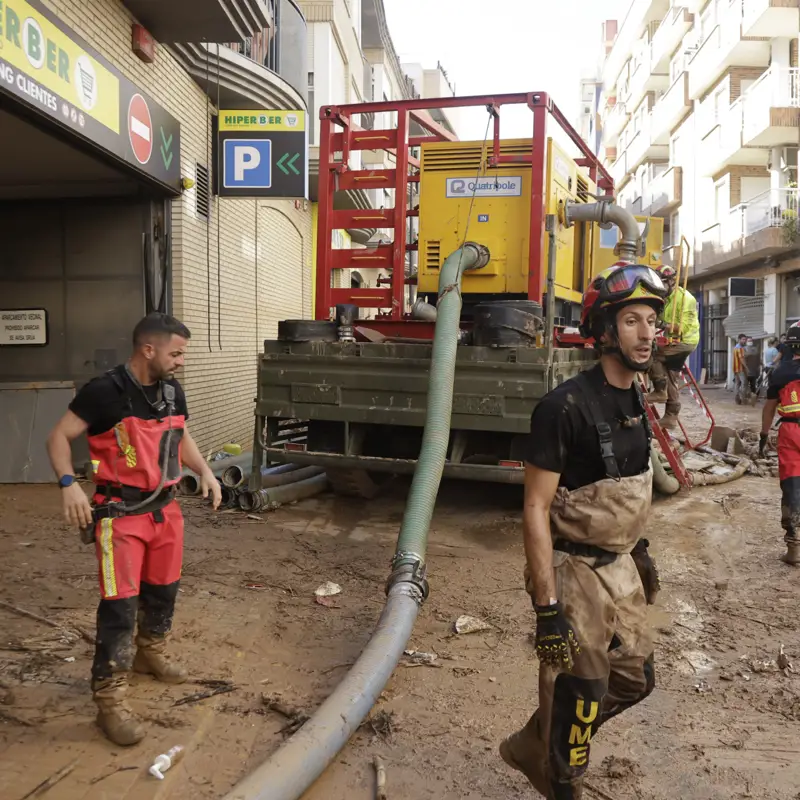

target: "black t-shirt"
[524,364,649,491]
[767,358,800,401]
[69,366,189,436]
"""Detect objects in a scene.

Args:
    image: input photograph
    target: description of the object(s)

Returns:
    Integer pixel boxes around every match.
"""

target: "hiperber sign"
[215,110,307,198]
[0,0,181,192]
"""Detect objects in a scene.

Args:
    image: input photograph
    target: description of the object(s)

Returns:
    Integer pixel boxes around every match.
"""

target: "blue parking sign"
[223,139,272,189]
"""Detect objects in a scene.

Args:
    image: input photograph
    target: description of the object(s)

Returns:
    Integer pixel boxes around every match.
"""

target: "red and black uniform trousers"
[777,380,800,545]
[88,409,184,682]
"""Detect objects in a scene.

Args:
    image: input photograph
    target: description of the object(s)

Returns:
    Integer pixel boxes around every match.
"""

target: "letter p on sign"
[223,139,272,189]
[235,146,260,180]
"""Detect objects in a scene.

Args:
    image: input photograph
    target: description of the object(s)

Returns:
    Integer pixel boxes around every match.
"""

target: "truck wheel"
[327,468,388,499]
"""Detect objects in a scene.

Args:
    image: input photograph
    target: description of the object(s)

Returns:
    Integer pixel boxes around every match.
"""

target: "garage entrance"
[0,106,172,481]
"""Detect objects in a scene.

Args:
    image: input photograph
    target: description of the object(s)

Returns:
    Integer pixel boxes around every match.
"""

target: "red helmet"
[659,265,677,282]
[579,263,668,338]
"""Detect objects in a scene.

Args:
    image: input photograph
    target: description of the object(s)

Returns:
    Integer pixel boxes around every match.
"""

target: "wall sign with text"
[1,309,48,345]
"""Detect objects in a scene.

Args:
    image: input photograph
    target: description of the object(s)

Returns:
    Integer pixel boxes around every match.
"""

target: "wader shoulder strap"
[572,371,621,482]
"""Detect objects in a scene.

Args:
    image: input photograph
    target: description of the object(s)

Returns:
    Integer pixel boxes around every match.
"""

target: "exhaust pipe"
[564,200,640,263]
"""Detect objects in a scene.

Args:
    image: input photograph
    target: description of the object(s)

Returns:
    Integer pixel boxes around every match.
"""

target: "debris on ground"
[18,758,78,799]
[261,693,310,736]
[173,681,235,707]
[401,650,440,667]
[314,581,342,597]
[453,615,492,634]
[362,709,397,741]
[373,755,388,800]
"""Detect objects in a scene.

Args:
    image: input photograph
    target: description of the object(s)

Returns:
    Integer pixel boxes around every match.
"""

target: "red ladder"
[641,365,716,489]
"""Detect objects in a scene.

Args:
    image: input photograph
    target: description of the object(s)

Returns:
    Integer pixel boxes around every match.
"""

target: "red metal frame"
[314,92,614,323]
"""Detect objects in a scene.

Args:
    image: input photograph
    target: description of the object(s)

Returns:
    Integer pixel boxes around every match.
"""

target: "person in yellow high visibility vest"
[647,265,700,429]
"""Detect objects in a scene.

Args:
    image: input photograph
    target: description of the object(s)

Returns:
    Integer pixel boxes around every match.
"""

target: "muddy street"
[2,391,800,800]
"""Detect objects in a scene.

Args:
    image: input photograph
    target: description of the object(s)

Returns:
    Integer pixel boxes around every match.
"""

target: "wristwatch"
[58,474,76,488]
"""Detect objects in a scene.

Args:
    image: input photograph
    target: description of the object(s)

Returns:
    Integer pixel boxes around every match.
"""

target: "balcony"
[610,150,632,189]
[742,0,800,38]
[651,7,695,74]
[627,47,671,110]
[171,43,305,109]
[602,100,630,146]
[651,72,692,144]
[626,116,669,173]
[698,99,768,176]
[645,166,683,216]
[122,0,271,42]
[697,188,800,274]
[688,9,771,100]
[742,67,800,147]
[603,0,671,90]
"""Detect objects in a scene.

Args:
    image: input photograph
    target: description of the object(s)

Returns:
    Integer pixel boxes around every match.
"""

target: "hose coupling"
[461,242,491,272]
[385,557,429,603]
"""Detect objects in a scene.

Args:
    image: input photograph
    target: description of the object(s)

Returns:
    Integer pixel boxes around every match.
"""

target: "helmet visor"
[601,265,668,302]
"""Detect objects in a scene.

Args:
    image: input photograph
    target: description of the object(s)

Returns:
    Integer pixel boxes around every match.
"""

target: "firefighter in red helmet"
[499,263,666,800]
[46,313,221,746]
[761,324,800,565]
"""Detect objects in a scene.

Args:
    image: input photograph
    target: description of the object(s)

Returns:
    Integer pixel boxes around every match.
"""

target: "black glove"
[534,602,581,669]
[759,433,769,458]
[631,538,660,605]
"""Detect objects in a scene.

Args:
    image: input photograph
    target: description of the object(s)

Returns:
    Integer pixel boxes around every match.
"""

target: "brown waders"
[648,341,695,429]
[501,372,656,799]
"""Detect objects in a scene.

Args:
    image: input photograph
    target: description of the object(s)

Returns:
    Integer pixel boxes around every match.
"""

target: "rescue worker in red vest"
[499,263,665,799]
[760,324,800,565]
[46,313,221,746]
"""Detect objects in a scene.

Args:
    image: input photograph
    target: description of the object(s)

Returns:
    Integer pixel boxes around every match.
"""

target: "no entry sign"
[128,93,152,165]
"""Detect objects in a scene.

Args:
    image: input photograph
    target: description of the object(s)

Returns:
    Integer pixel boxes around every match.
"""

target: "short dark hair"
[133,313,191,347]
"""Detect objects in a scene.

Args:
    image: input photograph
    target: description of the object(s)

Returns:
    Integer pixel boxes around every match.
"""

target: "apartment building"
[598,0,799,381]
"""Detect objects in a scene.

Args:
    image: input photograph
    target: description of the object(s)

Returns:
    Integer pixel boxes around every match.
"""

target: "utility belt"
[553,538,618,567]
[777,417,800,425]
[80,484,176,544]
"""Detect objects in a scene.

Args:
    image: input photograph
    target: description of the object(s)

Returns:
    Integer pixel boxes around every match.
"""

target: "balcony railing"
[699,98,748,175]
[651,71,691,144]
[744,188,800,236]
[688,3,771,99]
[646,165,682,215]
[742,0,800,38]
[742,66,800,145]
[603,101,630,144]
[651,6,694,73]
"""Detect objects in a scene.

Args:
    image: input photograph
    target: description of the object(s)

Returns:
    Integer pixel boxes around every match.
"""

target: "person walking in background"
[733,334,749,404]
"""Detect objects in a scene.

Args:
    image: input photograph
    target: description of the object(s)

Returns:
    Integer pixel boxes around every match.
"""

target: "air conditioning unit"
[729,277,757,297]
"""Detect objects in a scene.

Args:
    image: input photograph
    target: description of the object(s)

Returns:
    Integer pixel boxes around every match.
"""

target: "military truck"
[249,93,666,497]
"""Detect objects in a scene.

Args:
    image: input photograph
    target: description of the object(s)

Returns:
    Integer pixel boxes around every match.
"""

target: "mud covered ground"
[2,386,800,800]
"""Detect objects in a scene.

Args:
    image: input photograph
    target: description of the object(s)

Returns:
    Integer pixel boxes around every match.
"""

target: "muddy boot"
[647,387,668,404]
[781,539,800,566]
[499,720,549,797]
[659,412,680,431]
[92,675,146,746]
[133,632,187,684]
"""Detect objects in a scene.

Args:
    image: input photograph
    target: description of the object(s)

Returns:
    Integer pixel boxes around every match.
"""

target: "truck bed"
[254,340,596,487]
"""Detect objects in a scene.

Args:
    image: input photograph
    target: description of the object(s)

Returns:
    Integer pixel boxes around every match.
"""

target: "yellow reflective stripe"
[779,404,800,414]
[100,518,117,597]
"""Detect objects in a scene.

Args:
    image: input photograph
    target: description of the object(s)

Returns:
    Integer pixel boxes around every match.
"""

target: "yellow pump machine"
[416,137,664,325]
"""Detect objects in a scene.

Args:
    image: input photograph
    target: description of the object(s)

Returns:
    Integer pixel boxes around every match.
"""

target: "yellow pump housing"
[416,137,664,308]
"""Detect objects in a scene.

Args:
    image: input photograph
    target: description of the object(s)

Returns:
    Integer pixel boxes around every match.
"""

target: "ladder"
[642,365,716,489]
